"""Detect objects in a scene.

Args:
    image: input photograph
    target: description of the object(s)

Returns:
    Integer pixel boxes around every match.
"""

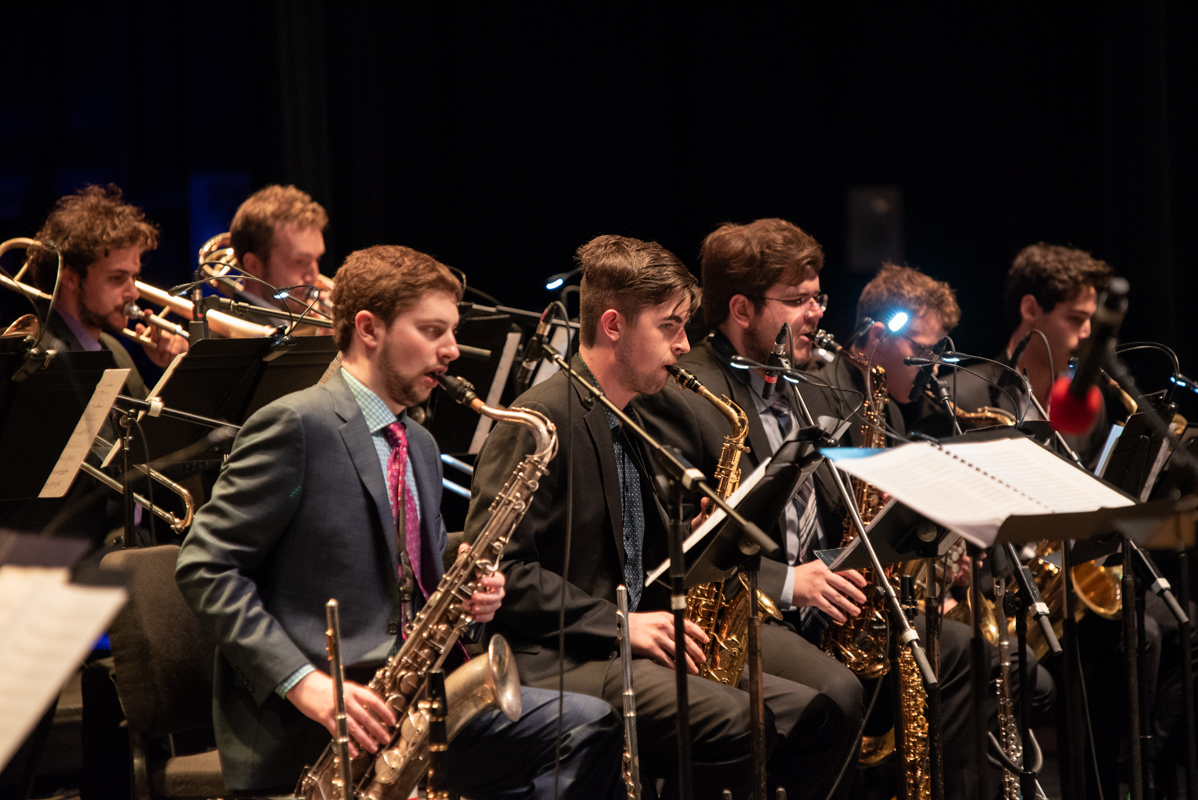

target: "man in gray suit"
[177,244,621,797]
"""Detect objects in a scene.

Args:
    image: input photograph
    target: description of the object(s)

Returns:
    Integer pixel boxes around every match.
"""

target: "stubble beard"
[379,338,432,410]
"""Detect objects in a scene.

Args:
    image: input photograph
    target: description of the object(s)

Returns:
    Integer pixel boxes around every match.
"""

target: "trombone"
[80,436,195,534]
[198,231,335,323]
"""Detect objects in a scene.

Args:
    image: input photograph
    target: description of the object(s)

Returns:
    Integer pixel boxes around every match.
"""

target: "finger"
[684,651,700,675]
[682,617,710,644]
[351,698,394,746]
[345,713,378,753]
[829,573,868,604]
[458,542,470,555]
[837,569,869,589]
[681,631,707,667]
[349,683,396,727]
[819,595,848,624]
[828,589,862,618]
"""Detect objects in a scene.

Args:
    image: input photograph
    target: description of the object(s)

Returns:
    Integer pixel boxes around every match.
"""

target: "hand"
[286,670,397,758]
[464,554,505,624]
[951,551,973,587]
[791,561,869,623]
[690,498,712,534]
[137,322,188,368]
[627,611,709,675]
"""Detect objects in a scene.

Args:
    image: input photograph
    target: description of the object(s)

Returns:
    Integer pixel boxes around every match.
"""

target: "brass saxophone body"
[896,581,931,800]
[296,374,557,800]
[816,334,892,680]
[667,364,781,686]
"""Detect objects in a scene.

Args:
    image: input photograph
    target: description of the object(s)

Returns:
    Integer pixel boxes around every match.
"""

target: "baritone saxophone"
[295,374,556,800]
[665,364,781,687]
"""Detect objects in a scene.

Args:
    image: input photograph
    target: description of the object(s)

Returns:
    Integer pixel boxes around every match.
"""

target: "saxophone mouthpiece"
[435,373,482,408]
[666,364,702,393]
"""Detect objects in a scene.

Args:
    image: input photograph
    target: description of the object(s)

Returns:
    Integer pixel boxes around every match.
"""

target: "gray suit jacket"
[176,372,447,791]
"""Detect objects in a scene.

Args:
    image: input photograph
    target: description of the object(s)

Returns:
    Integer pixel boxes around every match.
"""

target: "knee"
[822,667,865,728]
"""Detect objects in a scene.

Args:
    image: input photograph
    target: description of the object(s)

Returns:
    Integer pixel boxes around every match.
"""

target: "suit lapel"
[575,377,627,570]
[329,374,399,570]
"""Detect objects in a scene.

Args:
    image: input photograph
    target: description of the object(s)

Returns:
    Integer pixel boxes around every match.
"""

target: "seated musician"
[176,244,621,798]
[468,232,864,800]
[226,183,331,324]
[25,183,187,392]
[816,262,1056,800]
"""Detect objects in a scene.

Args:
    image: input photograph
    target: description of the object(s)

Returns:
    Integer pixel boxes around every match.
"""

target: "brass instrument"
[820,341,892,679]
[134,280,279,339]
[296,373,555,800]
[124,302,189,340]
[198,231,334,323]
[902,538,1002,646]
[83,435,196,534]
[666,365,782,686]
[1022,541,1121,660]
[929,392,1018,428]
[896,578,931,800]
[617,585,641,800]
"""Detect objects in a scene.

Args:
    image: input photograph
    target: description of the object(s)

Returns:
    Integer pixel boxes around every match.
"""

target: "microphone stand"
[541,344,777,800]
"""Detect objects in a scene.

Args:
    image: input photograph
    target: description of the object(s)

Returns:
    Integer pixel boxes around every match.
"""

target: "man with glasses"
[635,218,866,799]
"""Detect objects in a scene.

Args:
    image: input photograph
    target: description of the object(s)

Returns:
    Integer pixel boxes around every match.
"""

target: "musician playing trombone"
[23,184,188,386]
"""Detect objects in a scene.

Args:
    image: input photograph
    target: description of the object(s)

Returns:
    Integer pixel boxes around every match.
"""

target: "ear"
[60,267,81,292]
[597,308,622,343]
[354,310,385,350]
[861,321,886,350]
[726,294,755,331]
[1019,294,1041,323]
[241,251,265,280]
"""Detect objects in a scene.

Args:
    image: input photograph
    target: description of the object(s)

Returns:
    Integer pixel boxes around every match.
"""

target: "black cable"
[1115,341,1180,375]
[552,299,571,800]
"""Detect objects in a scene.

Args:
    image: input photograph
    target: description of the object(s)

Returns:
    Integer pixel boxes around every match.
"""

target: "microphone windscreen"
[1048,376,1103,435]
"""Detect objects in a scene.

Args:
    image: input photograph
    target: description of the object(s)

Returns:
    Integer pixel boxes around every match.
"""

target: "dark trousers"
[448,685,624,800]
[534,623,864,800]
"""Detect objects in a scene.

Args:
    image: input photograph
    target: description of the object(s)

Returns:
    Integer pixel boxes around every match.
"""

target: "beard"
[746,321,814,369]
[79,297,125,333]
[378,336,434,410]
[613,338,670,398]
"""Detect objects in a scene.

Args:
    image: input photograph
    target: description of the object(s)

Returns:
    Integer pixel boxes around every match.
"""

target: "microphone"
[908,337,949,402]
[1008,331,1034,368]
[515,306,555,391]
[1049,277,1129,435]
[761,324,788,400]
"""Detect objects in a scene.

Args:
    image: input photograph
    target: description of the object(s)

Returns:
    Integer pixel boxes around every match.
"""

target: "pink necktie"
[383,421,422,588]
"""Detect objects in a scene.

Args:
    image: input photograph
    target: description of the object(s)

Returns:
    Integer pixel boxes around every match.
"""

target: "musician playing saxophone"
[176,245,621,798]
[817,264,1056,800]
[469,234,847,800]
[635,220,869,799]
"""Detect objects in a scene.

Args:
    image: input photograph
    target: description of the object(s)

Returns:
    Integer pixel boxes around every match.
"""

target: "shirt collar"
[341,367,404,432]
[57,309,102,352]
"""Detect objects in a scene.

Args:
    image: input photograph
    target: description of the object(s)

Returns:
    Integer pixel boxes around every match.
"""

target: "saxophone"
[816,333,892,679]
[814,331,929,789]
[667,364,782,686]
[296,374,557,800]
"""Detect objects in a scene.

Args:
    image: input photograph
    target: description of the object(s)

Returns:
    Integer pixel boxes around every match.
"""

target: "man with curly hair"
[25,184,186,385]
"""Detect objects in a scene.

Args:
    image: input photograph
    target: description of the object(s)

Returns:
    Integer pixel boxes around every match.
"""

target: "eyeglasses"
[756,292,828,312]
[896,332,938,360]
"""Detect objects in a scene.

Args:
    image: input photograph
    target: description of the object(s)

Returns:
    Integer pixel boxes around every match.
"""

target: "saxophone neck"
[667,364,748,444]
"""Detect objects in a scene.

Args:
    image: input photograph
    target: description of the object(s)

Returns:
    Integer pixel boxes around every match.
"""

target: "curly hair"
[230,184,328,265]
[856,263,961,332]
[331,245,462,352]
[577,235,700,348]
[27,184,159,291]
[699,218,824,329]
[1004,243,1112,329]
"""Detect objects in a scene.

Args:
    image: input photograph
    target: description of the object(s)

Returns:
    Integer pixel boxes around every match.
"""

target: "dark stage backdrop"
[1,2,1195,408]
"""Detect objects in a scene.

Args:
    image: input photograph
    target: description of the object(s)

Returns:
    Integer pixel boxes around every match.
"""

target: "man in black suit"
[177,245,621,797]
[467,234,861,800]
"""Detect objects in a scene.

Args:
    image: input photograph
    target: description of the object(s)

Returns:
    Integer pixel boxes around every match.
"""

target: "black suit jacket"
[464,354,669,687]
[632,336,852,606]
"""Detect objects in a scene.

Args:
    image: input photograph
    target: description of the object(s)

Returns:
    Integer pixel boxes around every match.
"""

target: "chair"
[100,544,225,800]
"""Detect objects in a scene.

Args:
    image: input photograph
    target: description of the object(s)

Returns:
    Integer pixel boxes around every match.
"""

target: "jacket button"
[387,622,398,635]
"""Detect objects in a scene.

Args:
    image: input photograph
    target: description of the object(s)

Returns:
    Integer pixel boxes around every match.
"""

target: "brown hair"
[27,184,160,291]
[1004,243,1112,329]
[699,218,824,328]
[230,184,328,265]
[577,235,699,348]
[856,263,961,332]
[330,245,462,352]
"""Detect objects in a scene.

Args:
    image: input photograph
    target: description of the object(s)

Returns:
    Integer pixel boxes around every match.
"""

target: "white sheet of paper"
[644,454,774,587]
[0,567,126,768]
[825,437,1133,547]
[40,368,129,497]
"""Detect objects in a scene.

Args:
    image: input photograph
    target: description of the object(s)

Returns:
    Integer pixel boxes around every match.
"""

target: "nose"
[442,333,460,362]
[804,302,824,325]
[676,331,691,355]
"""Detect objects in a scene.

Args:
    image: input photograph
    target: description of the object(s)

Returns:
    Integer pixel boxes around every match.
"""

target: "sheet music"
[644,454,773,586]
[0,567,126,768]
[40,368,129,497]
[824,437,1133,547]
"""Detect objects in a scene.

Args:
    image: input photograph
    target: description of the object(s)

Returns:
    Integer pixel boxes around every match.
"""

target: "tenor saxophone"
[295,374,557,800]
[666,365,781,686]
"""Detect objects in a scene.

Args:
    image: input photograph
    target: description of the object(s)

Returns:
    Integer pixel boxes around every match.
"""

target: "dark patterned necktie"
[610,422,645,611]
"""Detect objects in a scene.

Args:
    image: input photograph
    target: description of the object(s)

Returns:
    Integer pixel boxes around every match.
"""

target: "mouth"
[423,367,448,387]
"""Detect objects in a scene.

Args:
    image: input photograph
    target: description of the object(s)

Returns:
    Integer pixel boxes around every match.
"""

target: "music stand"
[134,336,339,463]
[0,343,122,500]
